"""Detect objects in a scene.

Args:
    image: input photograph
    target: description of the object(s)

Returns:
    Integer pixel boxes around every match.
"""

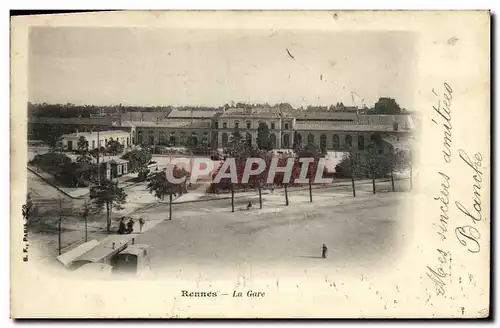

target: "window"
[283,134,290,148]
[284,123,289,130]
[358,135,365,150]
[246,121,251,129]
[222,133,229,146]
[246,133,252,147]
[308,133,315,144]
[345,135,352,149]
[223,122,228,129]
[169,133,176,146]
[234,120,239,129]
[270,133,276,148]
[271,122,275,129]
[214,121,219,129]
[127,137,129,146]
[92,140,96,149]
[159,132,166,145]
[332,134,339,150]
[320,134,327,151]
[180,132,187,145]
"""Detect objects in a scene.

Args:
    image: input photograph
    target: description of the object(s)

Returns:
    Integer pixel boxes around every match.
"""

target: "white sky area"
[29,27,417,109]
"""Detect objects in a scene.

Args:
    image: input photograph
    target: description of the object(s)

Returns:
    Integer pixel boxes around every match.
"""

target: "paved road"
[134,185,413,276]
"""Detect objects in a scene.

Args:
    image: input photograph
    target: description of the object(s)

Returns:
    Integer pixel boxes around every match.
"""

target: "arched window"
[358,135,365,150]
[270,133,277,148]
[234,120,239,129]
[148,131,155,145]
[283,134,290,149]
[190,132,198,147]
[246,133,252,147]
[159,132,166,145]
[345,135,352,149]
[271,122,275,130]
[169,132,176,146]
[320,134,327,152]
[137,131,143,144]
[223,122,228,129]
[222,133,229,147]
[246,121,252,129]
[332,134,339,150]
[308,133,315,144]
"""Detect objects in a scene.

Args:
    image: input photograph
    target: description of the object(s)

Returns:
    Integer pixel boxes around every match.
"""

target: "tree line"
[28,97,409,118]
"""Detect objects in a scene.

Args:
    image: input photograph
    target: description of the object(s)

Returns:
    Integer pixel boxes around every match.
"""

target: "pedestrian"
[126,218,135,234]
[117,217,126,235]
[246,201,252,210]
[138,218,145,233]
[322,244,328,259]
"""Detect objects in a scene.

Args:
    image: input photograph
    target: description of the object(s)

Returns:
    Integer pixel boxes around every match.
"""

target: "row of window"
[216,132,375,150]
[214,121,290,130]
[88,137,130,149]
[137,131,209,146]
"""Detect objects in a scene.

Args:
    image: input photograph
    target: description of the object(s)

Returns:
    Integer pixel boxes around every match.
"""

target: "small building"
[60,130,132,151]
[108,159,129,179]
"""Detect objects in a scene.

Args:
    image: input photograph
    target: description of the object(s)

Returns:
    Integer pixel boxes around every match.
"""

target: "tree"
[373,97,402,115]
[76,136,93,165]
[106,139,124,155]
[50,138,64,153]
[185,136,198,154]
[146,167,189,220]
[297,143,322,202]
[77,136,89,153]
[89,148,102,164]
[256,122,271,150]
[230,128,243,145]
[122,148,152,180]
[89,179,128,233]
[352,142,391,194]
[293,131,303,151]
[387,148,412,192]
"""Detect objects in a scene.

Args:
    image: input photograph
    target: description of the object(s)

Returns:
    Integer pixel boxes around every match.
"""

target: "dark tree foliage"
[89,179,128,233]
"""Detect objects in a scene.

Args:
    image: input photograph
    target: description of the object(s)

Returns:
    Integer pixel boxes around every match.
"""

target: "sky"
[29,27,417,109]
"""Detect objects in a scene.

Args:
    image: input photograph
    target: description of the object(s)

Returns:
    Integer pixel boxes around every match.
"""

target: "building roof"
[295,121,408,132]
[219,107,285,119]
[120,111,171,122]
[61,130,130,139]
[295,111,359,121]
[127,119,211,129]
[108,158,129,165]
[167,109,217,119]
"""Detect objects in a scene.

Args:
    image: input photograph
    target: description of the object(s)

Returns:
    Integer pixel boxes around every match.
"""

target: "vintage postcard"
[10,11,490,318]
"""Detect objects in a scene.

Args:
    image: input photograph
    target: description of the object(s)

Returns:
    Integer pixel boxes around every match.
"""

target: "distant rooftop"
[167,109,217,119]
[61,130,130,138]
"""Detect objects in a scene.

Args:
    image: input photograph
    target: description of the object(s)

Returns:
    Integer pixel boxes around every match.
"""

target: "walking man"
[322,244,328,259]
[138,218,145,233]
